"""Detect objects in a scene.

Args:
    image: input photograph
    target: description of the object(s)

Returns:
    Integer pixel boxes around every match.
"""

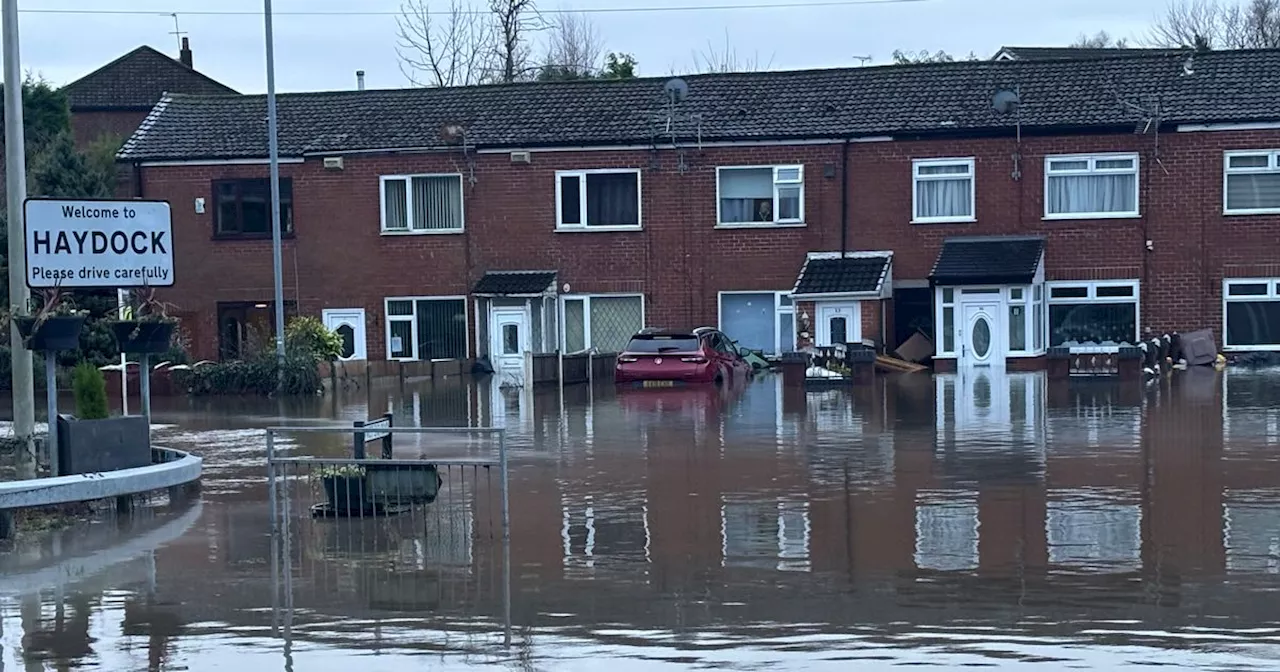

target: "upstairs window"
[717,166,804,226]
[381,174,465,233]
[213,178,293,238]
[1224,151,1280,214]
[1044,154,1139,218]
[912,158,974,223]
[556,170,641,230]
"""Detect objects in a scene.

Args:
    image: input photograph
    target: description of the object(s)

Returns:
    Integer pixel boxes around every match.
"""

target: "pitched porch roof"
[472,270,557,296]
[791,251,893,299]
[929,236,1045,286]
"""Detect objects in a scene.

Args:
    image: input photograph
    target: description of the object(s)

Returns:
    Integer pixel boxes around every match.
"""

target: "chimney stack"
[179,37,193,68]
[356,70,366,91]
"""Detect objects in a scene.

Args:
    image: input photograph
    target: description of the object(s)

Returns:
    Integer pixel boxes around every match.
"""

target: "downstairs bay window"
[1224,279,1280,350]
[561,294,645,353]
[719,292,795,356]
[1046,281,1139,347]
[385,297,469,360]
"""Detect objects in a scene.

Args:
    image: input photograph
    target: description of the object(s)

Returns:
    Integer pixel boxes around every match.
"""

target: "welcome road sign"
[24,199,174,289]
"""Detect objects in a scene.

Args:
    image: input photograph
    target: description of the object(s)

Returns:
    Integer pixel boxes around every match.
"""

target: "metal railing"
[265,426,511,646]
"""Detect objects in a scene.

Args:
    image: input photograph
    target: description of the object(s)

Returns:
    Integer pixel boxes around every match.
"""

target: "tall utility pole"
[263,0,287,385]
[3,0,36,479]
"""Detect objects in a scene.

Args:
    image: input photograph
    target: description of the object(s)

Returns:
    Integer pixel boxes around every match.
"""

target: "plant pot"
[322,475,371,514]
[15,314,86,351]
[365,463,442,505]
[56,414,151,477]
[111,320,176,354]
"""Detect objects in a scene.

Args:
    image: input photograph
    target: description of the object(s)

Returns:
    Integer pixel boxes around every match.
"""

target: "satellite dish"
[664,77,689,104]
[992,89,1021,115]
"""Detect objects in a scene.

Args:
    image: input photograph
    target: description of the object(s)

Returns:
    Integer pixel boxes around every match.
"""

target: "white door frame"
[815,302,861,347]
[322,308,368,361]
[490,307,531,387]
[959,301,1002,367]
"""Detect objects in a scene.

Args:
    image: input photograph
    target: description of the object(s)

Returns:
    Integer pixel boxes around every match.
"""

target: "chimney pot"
[357,70,366,91]
[179,37,192,68]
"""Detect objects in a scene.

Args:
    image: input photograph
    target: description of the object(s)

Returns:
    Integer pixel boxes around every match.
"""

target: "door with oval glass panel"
[321,309,367,360]
[959,302,1002,368]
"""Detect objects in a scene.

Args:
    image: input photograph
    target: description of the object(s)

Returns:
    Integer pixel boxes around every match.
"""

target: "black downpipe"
[132,162,143,198]
[840,139,850,256]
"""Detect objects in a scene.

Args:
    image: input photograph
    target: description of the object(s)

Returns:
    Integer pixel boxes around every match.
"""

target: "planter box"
[111,320,176,354]
[322,475,371,514]
[56,414,151,476]
[15,315,86,351]
[366,464,441,505]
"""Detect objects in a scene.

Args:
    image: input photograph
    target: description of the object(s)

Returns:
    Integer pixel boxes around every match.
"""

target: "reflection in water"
[3,369,1280,670]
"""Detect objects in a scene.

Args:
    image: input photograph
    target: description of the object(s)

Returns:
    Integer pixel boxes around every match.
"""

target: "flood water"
[3,369,1280,670]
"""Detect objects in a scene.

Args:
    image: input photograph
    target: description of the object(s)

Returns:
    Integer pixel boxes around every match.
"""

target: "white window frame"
[1223,278,1280,351]
[715,165,806,228]
[378,173,466,234]
[911,157,976,224]
[554,169,643,232]
[1045,280,1141,347]
[558,293,647,351]
[1043,152,1140,220]
[716,291,795,356]
[1223,150,1280,215]
[383,295,470,361]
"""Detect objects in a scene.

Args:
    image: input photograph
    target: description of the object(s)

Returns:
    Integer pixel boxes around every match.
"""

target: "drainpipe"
[840,138,850,256]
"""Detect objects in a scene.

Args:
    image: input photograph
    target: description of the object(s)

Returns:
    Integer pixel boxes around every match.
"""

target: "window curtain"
[1048,174,1135,214]
[917,178,971,218]
[720,169,772,223]
[585,174,639,226]
[1227,173,1280,211]
[411,176,462,230]
[384,179,408,229]
[721,293,776,353]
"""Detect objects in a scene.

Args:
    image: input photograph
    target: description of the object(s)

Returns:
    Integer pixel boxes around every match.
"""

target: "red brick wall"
[70,109,148,149]
[135,128,1280,360]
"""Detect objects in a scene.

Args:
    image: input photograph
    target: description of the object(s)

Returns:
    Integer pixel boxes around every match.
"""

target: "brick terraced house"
[115,49,1280,375]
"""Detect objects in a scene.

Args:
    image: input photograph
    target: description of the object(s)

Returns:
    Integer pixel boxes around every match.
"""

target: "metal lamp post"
[264,0,287,384]
[3,0,36,479]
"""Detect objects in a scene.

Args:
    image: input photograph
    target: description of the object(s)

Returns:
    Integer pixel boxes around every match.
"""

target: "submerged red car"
[615,327,752,387]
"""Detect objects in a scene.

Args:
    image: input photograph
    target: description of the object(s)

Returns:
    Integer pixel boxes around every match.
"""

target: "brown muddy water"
[1,369,1279,671]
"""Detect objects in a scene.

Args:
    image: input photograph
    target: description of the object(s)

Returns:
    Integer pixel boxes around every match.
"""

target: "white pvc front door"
[322,309,367,360]
[960,302,1001,367]
[490,309,530,387]
[816,303,860,347]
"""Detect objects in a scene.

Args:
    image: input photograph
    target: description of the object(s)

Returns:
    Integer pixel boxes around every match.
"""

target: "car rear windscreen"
[625,336,700,353]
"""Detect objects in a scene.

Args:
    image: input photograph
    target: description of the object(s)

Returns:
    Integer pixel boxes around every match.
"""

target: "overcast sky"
[14,0,1177,93]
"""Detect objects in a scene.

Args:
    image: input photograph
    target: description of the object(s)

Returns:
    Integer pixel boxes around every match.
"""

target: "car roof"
[633,329,699,338]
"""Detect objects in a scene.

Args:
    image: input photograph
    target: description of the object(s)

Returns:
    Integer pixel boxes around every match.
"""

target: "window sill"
[1224,208,1280,216]
[1223,344,1280,352]
[910,217,975,225]
[714,222,807,230]
[1042,212,1140,221]
[555,226,643,233]
[380,228,465,236]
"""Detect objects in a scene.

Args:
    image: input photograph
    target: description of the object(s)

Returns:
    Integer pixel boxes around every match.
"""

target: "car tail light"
[681,356,707,363]
[618,356,638,363]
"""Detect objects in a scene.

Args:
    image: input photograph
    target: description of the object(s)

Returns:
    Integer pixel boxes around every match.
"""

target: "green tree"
[601,52,637,79]
[891,49,979,64]
[0,76,70,158]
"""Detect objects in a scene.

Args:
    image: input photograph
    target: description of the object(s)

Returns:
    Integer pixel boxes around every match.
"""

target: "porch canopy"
[929,236,1044,286]
[790,251,894,300]
[472,270,557,296]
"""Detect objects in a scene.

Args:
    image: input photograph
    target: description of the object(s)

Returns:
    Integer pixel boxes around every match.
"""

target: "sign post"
[23,199,174,462]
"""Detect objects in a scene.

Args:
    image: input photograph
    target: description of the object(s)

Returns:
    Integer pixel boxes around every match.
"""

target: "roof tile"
[65,46,237,111]
[119,50,1280,161]
[930,237,1045,285]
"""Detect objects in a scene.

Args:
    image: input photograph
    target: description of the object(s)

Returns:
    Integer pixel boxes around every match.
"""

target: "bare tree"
[1070,30,1129,48]
[691,31,774,73]
[538,12,604,80]
[490,0,542,83]
[1147,0,1280,49]
[396,0,498,87]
